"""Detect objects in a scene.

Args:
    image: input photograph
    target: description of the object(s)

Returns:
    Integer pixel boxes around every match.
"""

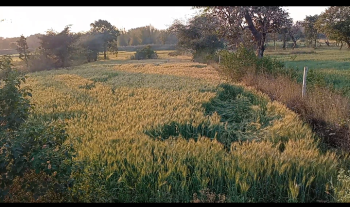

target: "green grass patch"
[145,83,277,150]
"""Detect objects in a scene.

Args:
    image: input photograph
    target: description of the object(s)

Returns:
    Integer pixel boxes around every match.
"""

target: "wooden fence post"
[302,66,308,98]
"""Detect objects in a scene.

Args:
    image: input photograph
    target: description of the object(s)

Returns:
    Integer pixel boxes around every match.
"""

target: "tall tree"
[302,14,319,48]
[26,33,42,49]
[288,21,303,49]
[38,25,79,68]
[277,17,292,50]
[198,6,290,58]
[316,6,350,49]
[90,19,120,59]
[117,30,128,47]
[77,32,104,62]
[168,14,224,62]
[16,35,30,67]
[277,18,303,50]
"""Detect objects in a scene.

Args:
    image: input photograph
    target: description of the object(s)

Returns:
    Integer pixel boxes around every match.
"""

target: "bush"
[0,55,76,202]
[130,45,158,60]
[27,49,56,72]
[192,49,220,64]
[218,45,297,81]
[0,55,32,131]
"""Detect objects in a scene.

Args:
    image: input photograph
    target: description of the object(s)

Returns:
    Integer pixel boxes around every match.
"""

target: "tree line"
[13,19,121,71]
[0,25,177,51]
[118,25,177,46]
[169,6,350,62]
[4,6,350,69]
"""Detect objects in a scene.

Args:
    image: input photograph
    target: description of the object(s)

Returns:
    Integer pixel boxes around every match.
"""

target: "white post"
[302,67,308,98]
[219,55,221,64]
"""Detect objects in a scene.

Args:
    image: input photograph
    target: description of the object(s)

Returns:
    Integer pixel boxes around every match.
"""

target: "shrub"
[0,55,75,202]
[218,45,297,82]
[130,45,158,60]
[0,55,32,131]
[192,49,220,64]
[27,49,56,72]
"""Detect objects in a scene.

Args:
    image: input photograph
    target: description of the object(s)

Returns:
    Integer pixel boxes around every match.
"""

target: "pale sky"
[0,6,329,38]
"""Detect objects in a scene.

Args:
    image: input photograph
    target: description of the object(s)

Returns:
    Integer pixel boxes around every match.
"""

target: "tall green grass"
[265,47,350,98]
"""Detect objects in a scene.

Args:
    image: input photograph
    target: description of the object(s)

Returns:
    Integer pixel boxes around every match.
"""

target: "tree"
[288,21,304,49]
[0,55,32,130]
[128,28,142,46]
[26,33,42,49]
[38,25,80,68]
[159,31,169,45]
[90,19,120,59]
[168,14,224,62]
[117,29,128,47]
[198,6,290,58]
[277,17,292,50]
[302,15,319,48]
[276,18,303,50]
[76,32,104,62]
[316,6,350,49]
[16,35,30,67]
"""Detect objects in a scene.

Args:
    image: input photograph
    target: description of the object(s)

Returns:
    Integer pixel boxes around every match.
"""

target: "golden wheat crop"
[21,51,340,202]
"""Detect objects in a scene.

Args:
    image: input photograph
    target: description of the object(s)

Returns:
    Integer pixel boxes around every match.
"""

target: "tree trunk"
[274,33,276,50]
[257,33,266,58]
[314,39,317,48]
[282,33,286,50]
[23,47,28,67]
[103,44,107,60]
[325,38,330,47]
[289,33,297,50]
[340,41,343,50]
[243,9,264,58]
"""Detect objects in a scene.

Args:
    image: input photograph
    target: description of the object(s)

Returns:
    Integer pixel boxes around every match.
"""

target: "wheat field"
[20,51,343,202]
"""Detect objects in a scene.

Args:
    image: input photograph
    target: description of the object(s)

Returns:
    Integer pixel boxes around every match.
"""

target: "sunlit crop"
[21,51,341,202]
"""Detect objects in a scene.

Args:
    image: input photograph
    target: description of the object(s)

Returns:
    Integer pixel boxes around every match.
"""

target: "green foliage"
[15,35,30,67]
[145,83,273,150]
[219,45,296,81]
[0,56,32,131]
[90,19,120,60]
[69,158,112,202]
[316,6,350,47]
[302,15,320,48]
[75,33,104,63]
[306,69,327,88]
[37,26,80,68]
[0,119,76,201]
[169,15,224,63]
[27,48,56,72]
[0,56,75,202]
[130,45,158,60]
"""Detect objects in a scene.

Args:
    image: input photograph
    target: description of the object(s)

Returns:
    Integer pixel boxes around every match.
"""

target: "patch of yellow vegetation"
[23,51,340,202]
[113,63,223,83]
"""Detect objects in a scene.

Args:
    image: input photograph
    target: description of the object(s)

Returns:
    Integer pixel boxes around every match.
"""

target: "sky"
[0,6,329,38]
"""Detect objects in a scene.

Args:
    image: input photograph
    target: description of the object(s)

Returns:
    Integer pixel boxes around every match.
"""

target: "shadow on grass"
[144,83,276,151]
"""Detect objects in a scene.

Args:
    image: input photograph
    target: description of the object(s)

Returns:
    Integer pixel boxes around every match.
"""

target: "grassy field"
[15,49,349,202]
[264,45,350,97]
